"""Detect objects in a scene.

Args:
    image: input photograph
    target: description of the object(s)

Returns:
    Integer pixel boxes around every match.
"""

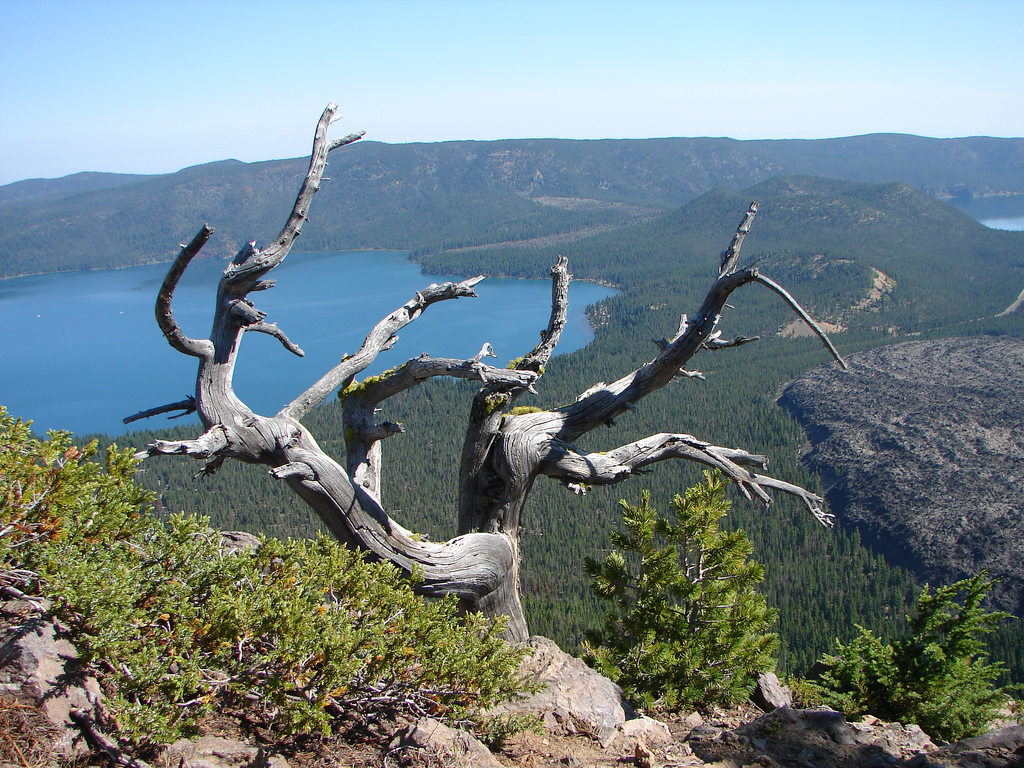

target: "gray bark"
[131,104,842,642]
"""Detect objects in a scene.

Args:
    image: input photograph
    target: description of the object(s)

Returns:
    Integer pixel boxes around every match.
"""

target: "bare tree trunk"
[130,104,843,642]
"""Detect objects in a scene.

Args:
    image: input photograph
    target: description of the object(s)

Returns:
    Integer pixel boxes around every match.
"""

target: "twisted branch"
[537,431,829,525]
[222,104,364,288]
[133,425,228,461]
[753,273,847,369]
[245,321,305,357]
[155,226,215,359]
[283,277,486,421]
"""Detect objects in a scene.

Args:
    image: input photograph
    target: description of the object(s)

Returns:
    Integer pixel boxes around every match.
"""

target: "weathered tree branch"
[155,226,215,359]
[702,332,760,351]
[535,431,829,524]
[720,202,758,276]
[123,396,196,425]
[342,354,540,502]
[244,321,305,357]
[349,356,539,410]
[540,204,843,446]
[522,254,572,371]
[739,474,835,526]
[282,277,486,421]
[133,425,228,461]
[753,273,847,369]
[221,104,364,289]
[70,708,153,768]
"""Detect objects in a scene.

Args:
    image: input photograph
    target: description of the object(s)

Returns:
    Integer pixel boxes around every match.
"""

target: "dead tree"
[129,103,844,642]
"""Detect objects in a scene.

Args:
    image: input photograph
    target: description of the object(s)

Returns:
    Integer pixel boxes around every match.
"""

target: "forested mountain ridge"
[2,133,1022,279]
[424,176,1024,336]
[0,170,155,207]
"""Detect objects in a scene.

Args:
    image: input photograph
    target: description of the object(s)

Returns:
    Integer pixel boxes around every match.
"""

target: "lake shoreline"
[0,247,624,290]
[0,250,617,436]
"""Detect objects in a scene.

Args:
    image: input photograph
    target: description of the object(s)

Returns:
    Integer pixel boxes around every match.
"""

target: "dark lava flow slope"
[779,336,1024,614]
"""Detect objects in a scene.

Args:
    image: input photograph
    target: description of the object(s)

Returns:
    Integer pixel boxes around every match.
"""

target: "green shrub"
[808,573,1012,742]
[582,472,778,711]
[0,408,530,745]
[1,407,150,594]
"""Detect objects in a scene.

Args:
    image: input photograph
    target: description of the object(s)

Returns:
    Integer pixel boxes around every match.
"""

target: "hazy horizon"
[2,0,1022,187]
[9,129,1024,188]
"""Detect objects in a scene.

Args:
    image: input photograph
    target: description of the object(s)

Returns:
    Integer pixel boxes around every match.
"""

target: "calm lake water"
[0,251,614,437]
[981,217,1024,231]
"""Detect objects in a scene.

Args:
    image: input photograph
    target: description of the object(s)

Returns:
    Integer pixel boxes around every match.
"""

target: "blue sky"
[1,0,1021,186]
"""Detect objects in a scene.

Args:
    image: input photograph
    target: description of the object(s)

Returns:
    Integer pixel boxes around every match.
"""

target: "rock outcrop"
[389,718,504,767]
[162,736,291,768]
[489,635,639,739]
[0,601,104,760]
[779,336,1024,614]
[751,671,794,713]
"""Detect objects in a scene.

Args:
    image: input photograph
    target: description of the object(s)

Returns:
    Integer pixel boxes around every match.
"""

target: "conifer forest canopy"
[131,103,845,640]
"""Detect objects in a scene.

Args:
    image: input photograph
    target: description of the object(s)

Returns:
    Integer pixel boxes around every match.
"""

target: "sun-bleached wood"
[132,104,843,641]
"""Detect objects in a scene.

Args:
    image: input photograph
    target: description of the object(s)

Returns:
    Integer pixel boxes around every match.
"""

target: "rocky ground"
[778,336,1024,615]
[4,601,1024,768]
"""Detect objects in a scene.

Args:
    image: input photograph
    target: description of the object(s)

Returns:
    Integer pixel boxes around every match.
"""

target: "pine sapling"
[583,471,778,711]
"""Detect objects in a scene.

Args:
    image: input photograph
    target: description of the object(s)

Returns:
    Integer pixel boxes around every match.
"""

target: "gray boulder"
[0,605,103,758]
[600,714,673,751]
[162,736,290,768]
[389,717,502,767]
[489,636,638,741]
[751,671,794,712]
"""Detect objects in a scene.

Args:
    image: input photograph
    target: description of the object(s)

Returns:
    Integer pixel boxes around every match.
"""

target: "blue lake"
[0,251,614,437]
[981,217,1024,231]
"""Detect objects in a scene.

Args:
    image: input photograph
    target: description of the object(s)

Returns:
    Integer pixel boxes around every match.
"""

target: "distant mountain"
[779,337,1024,615]
[0,170,154,207]
[730,134,1024,201]
[423,175,1024,340]
[1,133,1022,279]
